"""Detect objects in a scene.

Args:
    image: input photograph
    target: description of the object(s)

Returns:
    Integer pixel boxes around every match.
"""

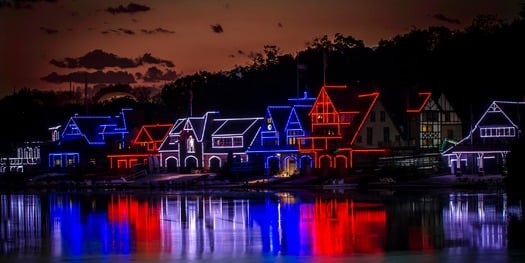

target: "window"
[370,111,376,122]
[383,127,390,143]
[423,111,439,122]
[213,136,243,147]
[287,130,304,145]
[169,135,178,145]
[340,113,354,123]
[480,127,515,138]
[52,130,60,141]
[444,112,451,122]
[380,111,386,122]
[233,137,243,147]
[366,127,373,145]
[422,124,433,132]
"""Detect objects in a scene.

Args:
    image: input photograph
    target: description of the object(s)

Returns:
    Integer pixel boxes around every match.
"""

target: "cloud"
[102,27,175,35]
[41,70,136,84]
[106,2,150,14]
[140,53,174,67]
[433,13,460,25]
[0,0,57,9]
[49,49,175,69]
[210,24,224,33]
[50,49,136,69]
[40,26,58,34]
[141,27,175,34]
[101,28,135,35]
[142,66,177,82]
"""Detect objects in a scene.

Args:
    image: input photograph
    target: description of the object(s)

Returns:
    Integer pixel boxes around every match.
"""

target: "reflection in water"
[0,190,523,261]
[0,194,44,255]
[443,193,522,250]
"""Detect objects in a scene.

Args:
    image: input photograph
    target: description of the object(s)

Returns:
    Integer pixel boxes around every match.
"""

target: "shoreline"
[0,172,507,192]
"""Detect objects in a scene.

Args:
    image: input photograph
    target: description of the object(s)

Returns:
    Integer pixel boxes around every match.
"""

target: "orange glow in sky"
[0,0,522,98]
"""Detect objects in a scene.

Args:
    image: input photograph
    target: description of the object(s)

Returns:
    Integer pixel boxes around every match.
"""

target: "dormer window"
[52,130,60,141]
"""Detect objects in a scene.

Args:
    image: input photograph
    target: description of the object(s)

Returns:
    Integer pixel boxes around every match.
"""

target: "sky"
[0,0,522,99]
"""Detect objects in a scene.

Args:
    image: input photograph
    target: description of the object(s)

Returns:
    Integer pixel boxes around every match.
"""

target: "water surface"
[1,188,524,262]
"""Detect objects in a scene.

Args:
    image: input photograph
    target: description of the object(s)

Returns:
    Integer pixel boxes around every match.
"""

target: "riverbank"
[0,171,507,191]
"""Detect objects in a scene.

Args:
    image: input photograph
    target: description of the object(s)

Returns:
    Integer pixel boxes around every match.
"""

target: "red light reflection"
[108,195,161,253]
[301,199,386,255]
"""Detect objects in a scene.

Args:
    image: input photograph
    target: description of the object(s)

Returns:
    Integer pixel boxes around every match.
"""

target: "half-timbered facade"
[106,123,172,175]
[372,91,463,171]
[297,85,387,175]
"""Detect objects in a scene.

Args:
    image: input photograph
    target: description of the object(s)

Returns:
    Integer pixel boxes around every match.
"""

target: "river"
[1,187,524,262]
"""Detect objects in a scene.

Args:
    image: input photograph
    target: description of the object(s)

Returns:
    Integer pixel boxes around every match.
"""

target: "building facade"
[441,100,524,175]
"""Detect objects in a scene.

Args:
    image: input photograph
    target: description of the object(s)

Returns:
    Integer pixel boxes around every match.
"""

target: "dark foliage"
[2,10,525,156]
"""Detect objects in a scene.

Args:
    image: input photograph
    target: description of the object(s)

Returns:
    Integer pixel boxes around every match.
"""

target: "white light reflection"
[158,194,258,259]
[444,193,521,249]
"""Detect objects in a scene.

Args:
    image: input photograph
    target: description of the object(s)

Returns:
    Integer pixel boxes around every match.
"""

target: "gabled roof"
[212,117,263,137]
[207,117,263,153]
[158,112,219,152]
[406,92,432,113]
[61,109,130,145]
[321,85,355,113]
[348,92,380,144]
[247,95,313,153]
[442,100,525,155]
[293,105,312,131]
[482,101,525,127]
[308,85,379,140]
[132,124,172,145]
[378,90,436,140]
[267,106,292,132]
[310,85,378,114]
[286,107,304,131]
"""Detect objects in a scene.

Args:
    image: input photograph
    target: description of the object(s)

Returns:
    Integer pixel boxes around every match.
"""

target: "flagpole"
[296,60,299,98]
[323,50,327,85]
